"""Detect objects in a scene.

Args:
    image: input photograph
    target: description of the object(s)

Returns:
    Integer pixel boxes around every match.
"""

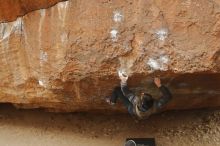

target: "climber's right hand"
[154,77,162,88]
[118,70,128,82]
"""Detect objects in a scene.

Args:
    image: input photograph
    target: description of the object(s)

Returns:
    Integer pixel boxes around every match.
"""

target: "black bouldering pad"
[125,138,156,146]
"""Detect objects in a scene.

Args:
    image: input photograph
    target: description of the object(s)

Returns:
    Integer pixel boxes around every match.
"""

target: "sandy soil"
[0,104,220,146]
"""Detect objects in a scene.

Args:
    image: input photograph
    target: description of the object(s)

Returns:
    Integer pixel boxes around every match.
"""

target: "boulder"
[0,0,219,112]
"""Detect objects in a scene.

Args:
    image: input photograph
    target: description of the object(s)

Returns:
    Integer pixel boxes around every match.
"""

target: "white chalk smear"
[147,58,160,70]
[39,9,46,50]
[159,55,169,64]
[159,55,169,70]
[147,55,169,71]
[58,1,69,9]
[61,32,68,43]
[0,23,12,41]
[40,51,48,62]
[13,17,23,34]
[58,1,69,24]
[118,69,128,77]
[0,17,24,42]
[155,28,168,41]
[113,11,123,22]
[38,80,44,86]
[40,9,46,17]
[110,29,118,42]
[38,80,47,87]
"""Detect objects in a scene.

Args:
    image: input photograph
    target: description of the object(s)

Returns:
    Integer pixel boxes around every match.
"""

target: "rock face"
[0,0,220,112]
[0,0,66,23]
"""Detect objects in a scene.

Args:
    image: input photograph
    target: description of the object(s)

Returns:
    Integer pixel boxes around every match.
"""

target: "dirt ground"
[0,105,220,146]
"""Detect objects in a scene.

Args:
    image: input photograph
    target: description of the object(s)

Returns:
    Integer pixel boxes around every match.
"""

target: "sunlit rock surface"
[0,0,66,23]
[0,0,220,112]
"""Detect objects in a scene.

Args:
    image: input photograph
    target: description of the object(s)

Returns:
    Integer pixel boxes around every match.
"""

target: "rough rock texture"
[0,0,220,112]
[0,0,66,23]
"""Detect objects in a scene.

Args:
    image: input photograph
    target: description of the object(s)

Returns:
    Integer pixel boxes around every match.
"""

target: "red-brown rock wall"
[0,0,66,23]
[0,0,219,112]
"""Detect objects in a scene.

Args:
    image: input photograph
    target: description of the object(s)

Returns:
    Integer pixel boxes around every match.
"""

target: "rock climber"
[106,71,172,119]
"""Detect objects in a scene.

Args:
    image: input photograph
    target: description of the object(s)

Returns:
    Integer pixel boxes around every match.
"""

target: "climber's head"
[139,93,154,112]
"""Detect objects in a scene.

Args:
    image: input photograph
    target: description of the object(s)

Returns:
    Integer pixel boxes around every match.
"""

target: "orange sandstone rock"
[0,0,219,112]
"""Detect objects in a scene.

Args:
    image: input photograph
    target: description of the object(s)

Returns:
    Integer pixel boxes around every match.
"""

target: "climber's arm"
[120,80,135,98]
[154,77,172,108]
[118,71,136,101]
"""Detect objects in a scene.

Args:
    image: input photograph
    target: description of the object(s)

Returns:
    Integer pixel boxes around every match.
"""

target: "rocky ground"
[0,104,219,146]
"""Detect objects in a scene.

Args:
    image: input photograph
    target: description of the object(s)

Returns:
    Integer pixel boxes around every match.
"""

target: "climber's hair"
[141,93,154,110]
